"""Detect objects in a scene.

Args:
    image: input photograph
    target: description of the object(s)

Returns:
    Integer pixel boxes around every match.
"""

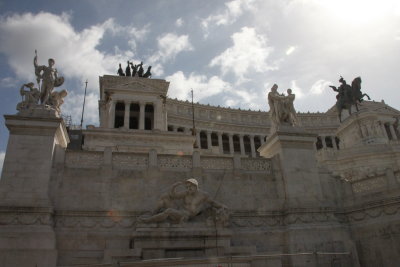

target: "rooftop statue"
[116,61,152,78]
[329,76,371,122]
[139,178,229,226]
[130,62,137,77]
[268,84,298,131]
[125,61,131,77]
[137,61,144,77]
[117,63,125,76]
[34,50,64,105]
[143,66,152,78]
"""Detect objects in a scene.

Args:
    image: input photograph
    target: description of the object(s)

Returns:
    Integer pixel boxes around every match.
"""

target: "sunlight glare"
[320,0,392,24]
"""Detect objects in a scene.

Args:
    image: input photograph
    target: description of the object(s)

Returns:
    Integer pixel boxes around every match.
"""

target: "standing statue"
[125,61,131,77]
[130,62,137,77]
[139,178,228,225]
[137,62,144,77]
[16,83,40,111]
[284,88,298,126]
[34,50,64,105]
[143,66,152,78]
[329,76,371,122]
[268,84,297,130]
[117,63,125,76]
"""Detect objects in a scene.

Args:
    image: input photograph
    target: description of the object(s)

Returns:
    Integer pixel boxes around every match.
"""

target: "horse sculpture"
[330,76,371,122]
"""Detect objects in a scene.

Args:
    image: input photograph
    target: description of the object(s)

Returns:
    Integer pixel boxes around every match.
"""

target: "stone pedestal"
[132,225,232,260]
[0,114,69,207]
[258,126,322,208]
[0,113,69,267]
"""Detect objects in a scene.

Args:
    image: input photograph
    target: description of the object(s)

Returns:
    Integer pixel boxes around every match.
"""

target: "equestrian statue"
[329,76,370,122]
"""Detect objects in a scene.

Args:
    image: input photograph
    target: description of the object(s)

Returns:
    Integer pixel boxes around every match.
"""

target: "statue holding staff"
[33,50,64,105]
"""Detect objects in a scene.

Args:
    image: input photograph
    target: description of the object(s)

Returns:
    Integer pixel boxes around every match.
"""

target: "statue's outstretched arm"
[329,86,338,92]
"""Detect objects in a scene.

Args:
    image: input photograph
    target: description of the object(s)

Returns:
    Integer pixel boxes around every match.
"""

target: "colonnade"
[168,125,266,157]
[109,101,155,130]
[315,135,340,150]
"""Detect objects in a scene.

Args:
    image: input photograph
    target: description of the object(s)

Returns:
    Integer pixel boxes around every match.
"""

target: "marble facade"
[0,75,399,267]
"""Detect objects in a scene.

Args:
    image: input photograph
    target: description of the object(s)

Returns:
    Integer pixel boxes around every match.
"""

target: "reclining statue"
[139,178,229,226]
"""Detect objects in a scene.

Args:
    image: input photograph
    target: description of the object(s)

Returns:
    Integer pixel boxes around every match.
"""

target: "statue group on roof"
[118,61,152,78]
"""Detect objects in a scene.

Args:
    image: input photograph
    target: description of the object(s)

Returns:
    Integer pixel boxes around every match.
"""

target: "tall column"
[380,122,389,140]
[207,131,212,149]
[239,134,245,156]
[260,135,265,145]
[389,124,398,140]
[218,132,223,154]
[196,131,201,149]
[321,135,327,149]
[250,135,256,158]
[332,136,338,150]
[109,100,116,128]
[228,133,234,155]
[124,101,130,129]
[139,102,145,130]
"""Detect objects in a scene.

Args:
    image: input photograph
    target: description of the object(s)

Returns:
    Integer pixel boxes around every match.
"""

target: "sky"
[0,0,400,172]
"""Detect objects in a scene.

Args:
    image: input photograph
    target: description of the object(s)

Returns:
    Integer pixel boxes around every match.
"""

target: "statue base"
[17,104,60,118]
[258,125,323,208]
[132,225,233,260]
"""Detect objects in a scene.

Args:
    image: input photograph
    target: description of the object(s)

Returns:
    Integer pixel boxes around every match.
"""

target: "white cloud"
[201,0,256,36]
[149,33,193,75]
[0,77,17,88]
[166,71,231,101]
[104,20,150,52]
[289,80,304,99]
[209,27,275,83]
[62,91,99,126]
[0,12,145,125]
[310,79,331,95]
[286,46,296,55]
[175,18,183,27]
[0,151,5,176]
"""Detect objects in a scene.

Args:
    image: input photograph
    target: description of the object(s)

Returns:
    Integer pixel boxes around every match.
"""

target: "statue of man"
[268,84,285,128]
[137,62,144,77]
[34,51,64,105]
[284,88,298,125]
[125,61,131,77]
[117,63,125,76]
[130,62,137,77]
[139,178,227,224]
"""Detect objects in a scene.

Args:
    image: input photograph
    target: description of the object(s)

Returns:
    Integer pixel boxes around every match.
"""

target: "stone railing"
[112,153,148,169]
[158,155,192,169]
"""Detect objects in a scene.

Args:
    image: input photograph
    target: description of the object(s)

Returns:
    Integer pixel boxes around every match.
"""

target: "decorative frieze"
[158,155,192,169]
[201,157,233,169]
[352,176,386,193]
[65,151,103,168]
[113,153,148,168]
[241,158,271,173]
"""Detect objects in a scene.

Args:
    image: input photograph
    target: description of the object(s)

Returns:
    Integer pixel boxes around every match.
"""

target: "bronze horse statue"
[330,76,370,122]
